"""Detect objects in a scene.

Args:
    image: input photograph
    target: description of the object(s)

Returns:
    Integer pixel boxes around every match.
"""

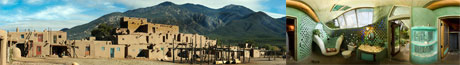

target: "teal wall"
[410,6,460,28]
[410,6,460,64]
[433,6,460,17]
[286,7,317,61]
[411,7,436,28]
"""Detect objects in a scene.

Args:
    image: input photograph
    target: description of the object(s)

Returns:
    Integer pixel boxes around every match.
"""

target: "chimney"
[16,27,19,32]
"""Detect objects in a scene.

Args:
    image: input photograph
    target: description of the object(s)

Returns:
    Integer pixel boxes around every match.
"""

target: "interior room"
[286,0,460,64]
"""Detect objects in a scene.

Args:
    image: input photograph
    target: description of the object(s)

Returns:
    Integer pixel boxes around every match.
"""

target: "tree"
[262,44,272,50]
[242,40,257,48]
[91,23,114,40]
[271,46,280,51]
[281,46,287,52]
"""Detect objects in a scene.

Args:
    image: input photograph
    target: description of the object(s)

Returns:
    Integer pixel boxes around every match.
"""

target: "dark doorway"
[85,46,90,56]
[286,16,297,61]
[389,19,407,56]
[110,48,115,58]
[440,17,460,53]
[16,44,27,57]
[51,46,70,57]
[439,16,460,59]
[137,49,149,58]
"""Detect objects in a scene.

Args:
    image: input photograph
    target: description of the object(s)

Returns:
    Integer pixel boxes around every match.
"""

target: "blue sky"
[0,0,286,32]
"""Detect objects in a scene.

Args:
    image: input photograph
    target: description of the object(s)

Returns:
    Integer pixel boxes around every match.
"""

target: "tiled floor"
[287,43,460,65]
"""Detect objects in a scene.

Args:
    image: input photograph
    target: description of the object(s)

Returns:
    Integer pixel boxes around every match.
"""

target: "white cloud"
[0,5,95,21]
[64,0,125,12]
[0,5,95,31]
[32,5,81,20]
[0,19,87,32]
[1,0,16,5]
[25,0,43,5]
[264,11,286,18]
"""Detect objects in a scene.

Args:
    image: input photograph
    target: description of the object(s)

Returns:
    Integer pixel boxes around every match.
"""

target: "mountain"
[64,1,286,45]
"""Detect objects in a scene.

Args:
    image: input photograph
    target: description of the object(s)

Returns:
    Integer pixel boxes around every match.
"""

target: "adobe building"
[3,17,264,64]
[7,28,68,57]
[1,30,7,65]
[114,17,219,61]
[68,37,120,58]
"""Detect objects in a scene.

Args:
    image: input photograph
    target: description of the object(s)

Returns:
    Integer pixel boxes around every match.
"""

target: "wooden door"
[36,46,41,56]
[439,20,448,59]
[110,48,115,58]
[85,46,90,56]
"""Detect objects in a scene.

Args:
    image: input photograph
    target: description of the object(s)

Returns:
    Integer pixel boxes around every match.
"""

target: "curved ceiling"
[426,0,460,10]
[286,0,320,22]
[298,0,431,22]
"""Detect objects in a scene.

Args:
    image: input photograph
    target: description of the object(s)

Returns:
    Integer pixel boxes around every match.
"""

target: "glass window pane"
[338,15,346,28]
[357,9,373,27]
[344,10,357,28]
[334,19,339,27]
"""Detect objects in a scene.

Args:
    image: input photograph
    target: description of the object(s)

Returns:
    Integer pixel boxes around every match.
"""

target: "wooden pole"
[172,39,175,63]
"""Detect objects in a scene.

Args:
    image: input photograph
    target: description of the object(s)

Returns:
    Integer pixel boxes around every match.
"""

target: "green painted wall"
[411,7,436,28]
[286,7,317,61]
[433,6,460,18]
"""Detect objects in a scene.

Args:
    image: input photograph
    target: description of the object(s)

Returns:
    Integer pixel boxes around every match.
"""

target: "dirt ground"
[9,57,285,65]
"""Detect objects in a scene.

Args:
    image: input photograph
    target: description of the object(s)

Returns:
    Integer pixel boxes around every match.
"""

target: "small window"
[58,35,62,38]
[163,36,165,42]
[21,34,24,38]
[152,27,156,33]
[101,47,105,50]
[86,46,90,51]
[53,35,57,43]
[117,47,120,51]
[177,34,181,41]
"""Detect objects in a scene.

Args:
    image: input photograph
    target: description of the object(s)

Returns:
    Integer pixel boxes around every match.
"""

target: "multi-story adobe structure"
[3,17,269,64]
[7,28,68,57]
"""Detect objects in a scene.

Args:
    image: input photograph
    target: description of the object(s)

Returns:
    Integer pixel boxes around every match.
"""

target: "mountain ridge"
[64,1,286,45]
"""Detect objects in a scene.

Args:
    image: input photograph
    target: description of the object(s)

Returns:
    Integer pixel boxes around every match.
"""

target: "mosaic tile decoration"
[296,14,317,60]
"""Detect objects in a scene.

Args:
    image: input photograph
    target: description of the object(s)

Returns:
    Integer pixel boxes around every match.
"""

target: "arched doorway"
[438,16,460,59]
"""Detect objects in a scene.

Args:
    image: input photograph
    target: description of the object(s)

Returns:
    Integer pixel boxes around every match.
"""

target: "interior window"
[344,10,357,28]
[326,8,374,29]
[338,15,346,28]
[357,8,374,27]
[334,19,339,27]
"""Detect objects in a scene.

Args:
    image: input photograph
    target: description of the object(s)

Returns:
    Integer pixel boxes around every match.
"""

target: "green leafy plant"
[313,29,321,36]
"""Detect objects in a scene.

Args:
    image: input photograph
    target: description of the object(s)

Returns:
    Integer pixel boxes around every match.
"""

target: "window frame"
[329,7,374,29]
